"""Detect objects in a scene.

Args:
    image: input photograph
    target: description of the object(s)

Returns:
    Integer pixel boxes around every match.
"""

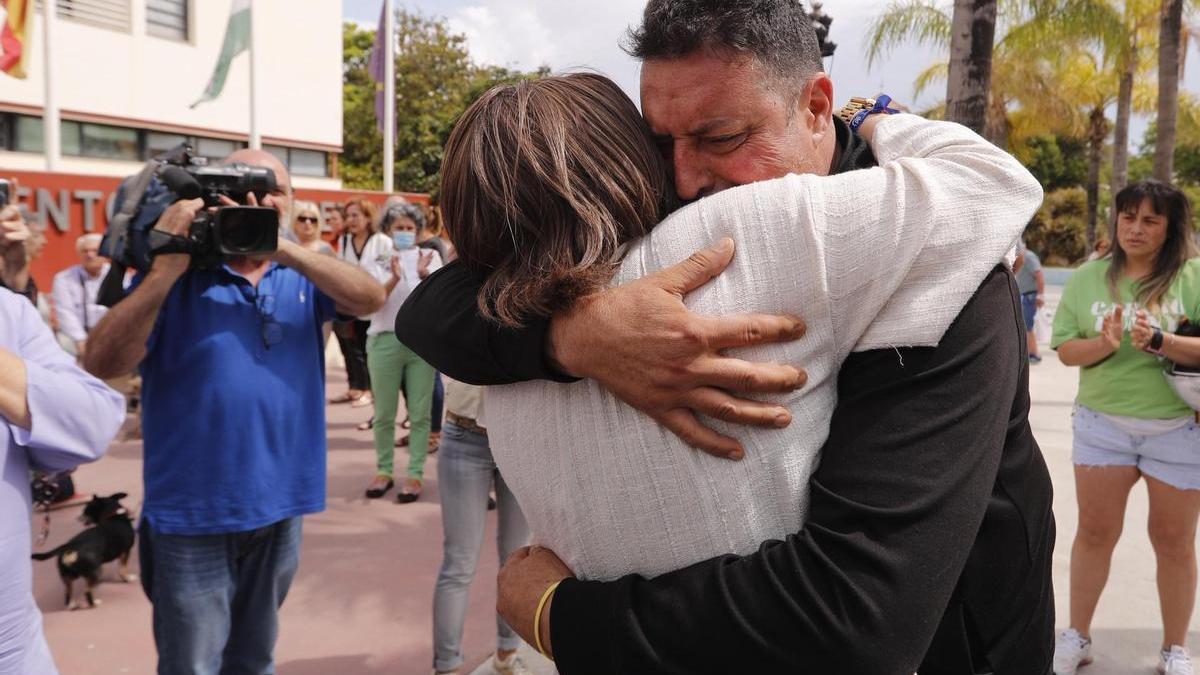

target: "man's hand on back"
[547,238,807,460]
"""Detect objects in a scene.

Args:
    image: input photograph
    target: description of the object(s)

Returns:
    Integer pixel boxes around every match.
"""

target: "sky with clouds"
[344,0,1200,149]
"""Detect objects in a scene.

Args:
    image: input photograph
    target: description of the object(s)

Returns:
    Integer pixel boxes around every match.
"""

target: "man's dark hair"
[626,0,824,86]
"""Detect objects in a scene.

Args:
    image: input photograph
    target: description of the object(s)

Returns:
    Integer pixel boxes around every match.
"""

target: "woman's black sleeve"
[395,261,578,385]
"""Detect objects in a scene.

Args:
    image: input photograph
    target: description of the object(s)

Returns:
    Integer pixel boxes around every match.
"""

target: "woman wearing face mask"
[364,201,443,502]
[1052,181,1200,675]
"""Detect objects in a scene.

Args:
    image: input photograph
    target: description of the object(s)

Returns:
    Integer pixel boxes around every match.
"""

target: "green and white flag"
[191,0,251,108]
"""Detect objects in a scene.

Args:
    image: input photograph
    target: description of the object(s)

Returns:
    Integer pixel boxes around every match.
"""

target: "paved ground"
[33,341,555,675]
[30,283,1199,674]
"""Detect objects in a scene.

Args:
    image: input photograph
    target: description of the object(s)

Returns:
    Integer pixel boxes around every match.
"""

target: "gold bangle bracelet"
[534,579,564,661]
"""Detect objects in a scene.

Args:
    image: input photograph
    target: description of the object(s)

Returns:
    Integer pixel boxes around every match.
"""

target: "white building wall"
[1,0,342,150]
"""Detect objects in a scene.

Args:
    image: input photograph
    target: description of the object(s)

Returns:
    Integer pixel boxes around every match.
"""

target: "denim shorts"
[1020,291,1038,331]
[1072,405,1200,490]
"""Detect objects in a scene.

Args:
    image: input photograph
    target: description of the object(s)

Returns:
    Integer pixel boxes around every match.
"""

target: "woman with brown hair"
[1052,181,1200,675]
[432,72,1040,670]
[331,198,391,407]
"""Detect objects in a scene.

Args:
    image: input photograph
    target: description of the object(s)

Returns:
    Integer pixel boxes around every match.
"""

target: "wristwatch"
[837,95,901,132]
[1147,326,1166,356]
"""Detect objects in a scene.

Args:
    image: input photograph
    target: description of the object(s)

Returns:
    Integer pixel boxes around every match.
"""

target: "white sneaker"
[1160,646,1195,675]
[1053,628,1093,674]
[492,652,533,675]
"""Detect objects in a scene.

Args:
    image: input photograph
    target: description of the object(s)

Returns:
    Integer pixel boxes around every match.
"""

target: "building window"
[196,137,238,161]
[60,120,81,156]
[38,0,132,33]
[264,144,289,167]
[146,0,188,41]
[290,149,327,177]
[264,144,329,178]
[145,131,188,159]
[80,123,139,160]
[1,114,331,175]
[13,115,44,153]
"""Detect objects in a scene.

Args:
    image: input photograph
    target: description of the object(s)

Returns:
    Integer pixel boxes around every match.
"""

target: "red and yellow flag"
[1,0,34,79]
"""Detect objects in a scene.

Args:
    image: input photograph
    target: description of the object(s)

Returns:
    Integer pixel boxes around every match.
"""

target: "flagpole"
[383,0,394,193]
[42,0,60,171]
[247,0,261,150]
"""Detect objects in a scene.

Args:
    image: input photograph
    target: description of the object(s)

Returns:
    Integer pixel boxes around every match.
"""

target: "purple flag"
[369,1,390,135]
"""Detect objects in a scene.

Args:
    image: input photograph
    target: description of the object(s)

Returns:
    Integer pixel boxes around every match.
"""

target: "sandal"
[364,475,394,499]
[329,391,359,404]
[357,417,374,431]
[396,478,422,504]
[428,431,441,455]
[350,393,374,408]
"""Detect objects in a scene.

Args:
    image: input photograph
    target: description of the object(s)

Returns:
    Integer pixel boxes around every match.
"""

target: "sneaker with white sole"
[1160,645,1195,675]
[492,652,533,675]
[1054,628,1093,674]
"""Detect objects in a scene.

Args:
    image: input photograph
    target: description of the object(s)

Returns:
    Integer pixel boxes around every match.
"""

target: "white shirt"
[368,246,443,336]
[0,289,125,675]
[50,264,109,343]
[485,114,1044,581]
[338,232,393,320]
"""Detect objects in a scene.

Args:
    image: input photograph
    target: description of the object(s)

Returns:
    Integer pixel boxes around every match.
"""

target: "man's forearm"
[275,242,385,317]
[83,266,179,379]
[0,348,31,429]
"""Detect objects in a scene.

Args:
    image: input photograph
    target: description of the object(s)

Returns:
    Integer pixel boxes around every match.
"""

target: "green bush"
[1024,187,1089,265]
[1015,135,1089,192]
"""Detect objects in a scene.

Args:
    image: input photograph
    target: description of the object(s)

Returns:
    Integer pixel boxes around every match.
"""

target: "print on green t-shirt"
[1051,258,1200,419]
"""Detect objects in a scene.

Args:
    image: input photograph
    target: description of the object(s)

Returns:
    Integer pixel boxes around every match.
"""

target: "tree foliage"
[340,15,548,198]
[1014,135,1090,191]
[1024,187,1090,264]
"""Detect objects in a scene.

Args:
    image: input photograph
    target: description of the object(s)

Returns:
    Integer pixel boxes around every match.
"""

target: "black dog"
[31,493,137,610]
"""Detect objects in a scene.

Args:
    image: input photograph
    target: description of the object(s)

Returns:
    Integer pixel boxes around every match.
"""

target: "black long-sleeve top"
[395,120,1055,674]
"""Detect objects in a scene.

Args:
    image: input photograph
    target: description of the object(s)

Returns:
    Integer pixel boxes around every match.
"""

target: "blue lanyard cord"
[850,95,901,133]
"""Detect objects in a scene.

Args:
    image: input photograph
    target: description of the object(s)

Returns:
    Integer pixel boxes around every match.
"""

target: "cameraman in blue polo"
[83,150,385,675]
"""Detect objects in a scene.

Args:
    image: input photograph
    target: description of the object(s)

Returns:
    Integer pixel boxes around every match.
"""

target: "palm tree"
[866,0,1157,185]
[867,0,1084,147]
[1043,0,1159,194]
[1058,53,1118,247]
[1156,0,1186,180]
[945,0,999,133]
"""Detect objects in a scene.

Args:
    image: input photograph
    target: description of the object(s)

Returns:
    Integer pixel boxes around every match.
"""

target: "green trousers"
[367,332,436,481]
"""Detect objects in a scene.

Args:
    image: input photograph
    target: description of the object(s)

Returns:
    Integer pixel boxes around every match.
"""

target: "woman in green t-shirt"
[1052,181,1200,675]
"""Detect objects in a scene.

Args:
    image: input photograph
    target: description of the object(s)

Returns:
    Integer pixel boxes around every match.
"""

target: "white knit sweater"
[485,114,1044,581]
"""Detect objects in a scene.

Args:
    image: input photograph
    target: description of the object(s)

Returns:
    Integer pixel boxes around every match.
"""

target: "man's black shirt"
[396,117,1055,674]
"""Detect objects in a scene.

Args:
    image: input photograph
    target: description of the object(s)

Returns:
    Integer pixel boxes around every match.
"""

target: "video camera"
[97,143,280,306]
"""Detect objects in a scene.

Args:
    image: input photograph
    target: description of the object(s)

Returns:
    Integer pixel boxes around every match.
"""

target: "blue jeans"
[432,373,444,433]
[432,422,530,672]
[139,517,303,675]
